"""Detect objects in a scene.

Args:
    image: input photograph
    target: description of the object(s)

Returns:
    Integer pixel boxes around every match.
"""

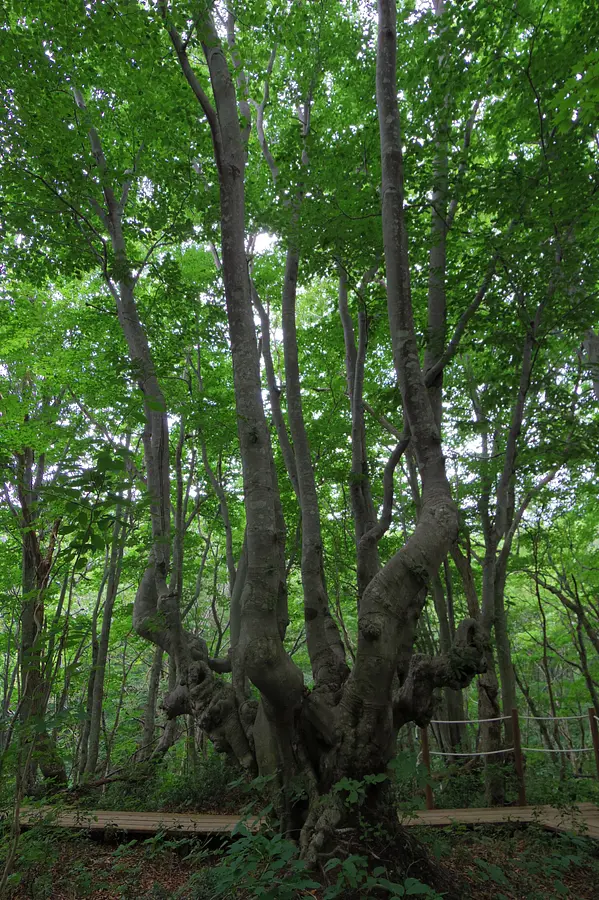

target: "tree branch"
[250,280,298,495]
[249,46,279,182]
[394,617,486,726]
[424,255,497,387]
[158,0,222,159]
[359,434,410,552]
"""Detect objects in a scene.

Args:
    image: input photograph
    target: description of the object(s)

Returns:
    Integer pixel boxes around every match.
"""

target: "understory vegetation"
[1,0,599,896]
[4,813,599,900]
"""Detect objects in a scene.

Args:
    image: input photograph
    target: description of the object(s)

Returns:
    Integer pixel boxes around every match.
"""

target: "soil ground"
[5,823,599,899]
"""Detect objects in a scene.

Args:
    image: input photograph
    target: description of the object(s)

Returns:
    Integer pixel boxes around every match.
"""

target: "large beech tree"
[137,0,487,859]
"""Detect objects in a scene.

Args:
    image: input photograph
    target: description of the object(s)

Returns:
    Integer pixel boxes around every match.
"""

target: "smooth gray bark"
[141,647,163,760]
[84,509,126,777]
[282,244,348,693]
[583,329,599,402]
[337,265,382,600]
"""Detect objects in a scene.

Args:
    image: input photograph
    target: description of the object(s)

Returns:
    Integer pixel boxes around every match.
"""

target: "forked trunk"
[152,4,487,890]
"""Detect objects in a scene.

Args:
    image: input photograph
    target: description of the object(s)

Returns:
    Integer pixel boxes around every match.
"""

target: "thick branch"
[251,281,298,495]
[341,0,461,723]
[158,1,221,154]
[167,5,303,711]
[394,618,486,727]
[359,433,410,551]
[282,244,348,691]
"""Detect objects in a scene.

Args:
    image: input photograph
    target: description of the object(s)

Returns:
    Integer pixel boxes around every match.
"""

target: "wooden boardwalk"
[18,808,259,835]
[403,803,599,840]
[18,803,599,840]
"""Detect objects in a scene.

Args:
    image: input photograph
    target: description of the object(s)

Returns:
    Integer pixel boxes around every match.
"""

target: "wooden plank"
[402,804,599,840]
[19,808,259,835]
[19,804,599,840]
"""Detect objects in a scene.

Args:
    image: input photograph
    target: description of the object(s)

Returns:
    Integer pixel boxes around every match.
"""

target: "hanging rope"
[521,746,592,753]
[430,748,515,757]
[520,714,587,721]
[430,716,509,725]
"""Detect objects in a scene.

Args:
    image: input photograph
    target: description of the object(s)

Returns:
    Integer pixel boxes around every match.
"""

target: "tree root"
[297,792,471,900]
[299,794,344,863]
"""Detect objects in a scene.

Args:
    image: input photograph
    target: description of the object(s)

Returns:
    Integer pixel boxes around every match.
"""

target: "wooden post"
[511,708,526,807]
[420,726,435,810]
[588,708,599,782]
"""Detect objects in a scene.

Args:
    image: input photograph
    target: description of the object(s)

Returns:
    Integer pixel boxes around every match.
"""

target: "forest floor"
[5,822,599,900]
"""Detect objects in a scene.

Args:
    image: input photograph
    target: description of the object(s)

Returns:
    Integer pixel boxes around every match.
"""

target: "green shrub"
[96,753,249,813]
[212,826,319,900]
[177,867,222,900]
[1,826,62,899]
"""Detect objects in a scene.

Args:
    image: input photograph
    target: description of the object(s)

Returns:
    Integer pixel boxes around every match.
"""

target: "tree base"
[309,803,468,900]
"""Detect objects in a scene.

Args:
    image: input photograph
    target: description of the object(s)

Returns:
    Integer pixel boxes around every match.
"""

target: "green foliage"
[332,771,388,806]
[474,856,510,886]
[209,824,442,900]
[0,9,598,898]
[212,827,319,900]
[323,855,442,898]
[96,755,249,814]
[176,867,220,900]
[0,826,91,899]
[391,752,433,813]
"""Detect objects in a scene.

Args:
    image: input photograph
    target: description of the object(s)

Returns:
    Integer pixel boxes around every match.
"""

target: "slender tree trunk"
[479,550,505,805]
[515,666,556,752]
[572,621,599,715]
[282,242,348,693]
[583,329,599,402]
[432,576,465,752]
[78,640,99,780]
[85,509,126,777]
[453,540,504,803]
[16,447,66,791]
[494,565,517,744]
[141,648,163,760]
[153,656,181,758]
[337,265,381,600]
[78,560,107,780]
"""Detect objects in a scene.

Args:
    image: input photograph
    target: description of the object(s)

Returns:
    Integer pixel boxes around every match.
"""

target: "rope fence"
[419,706,599,810]
[520,714,588,721]
[430,748,515,757]
[431,715,510,724]
[521,746,593,753]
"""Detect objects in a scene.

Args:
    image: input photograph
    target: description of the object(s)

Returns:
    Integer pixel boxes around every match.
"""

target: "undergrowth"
[4,816,599,900]
[393,750,599,811]
[83,752,249,814]
[3,755,599,899]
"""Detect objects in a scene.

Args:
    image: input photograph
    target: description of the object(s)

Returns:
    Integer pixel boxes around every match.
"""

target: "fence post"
[511,708,526,807]
[588,708,599,782]
[420,726,435,810]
